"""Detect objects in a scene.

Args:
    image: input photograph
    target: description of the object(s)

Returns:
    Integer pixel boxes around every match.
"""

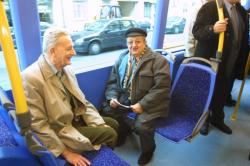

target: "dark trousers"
[226,78,235,101]
[102,108,156,153]
[74,117,118,148]
[134,118,156,153]
[209,58,236,123]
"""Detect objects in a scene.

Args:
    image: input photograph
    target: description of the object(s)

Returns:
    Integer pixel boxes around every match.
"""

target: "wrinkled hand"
[213,18,228,33]
[62,149,91,166]
[110,98,119,108]
[131,103,143,114]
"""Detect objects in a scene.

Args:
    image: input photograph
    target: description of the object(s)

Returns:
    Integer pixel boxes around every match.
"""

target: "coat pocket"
[138,70,154,90]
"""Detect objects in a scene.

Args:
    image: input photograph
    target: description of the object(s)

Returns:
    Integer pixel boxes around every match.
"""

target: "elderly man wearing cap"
[102,28,171,165]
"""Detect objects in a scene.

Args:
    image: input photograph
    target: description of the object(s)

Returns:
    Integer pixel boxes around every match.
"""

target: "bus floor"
[114,77,250,166]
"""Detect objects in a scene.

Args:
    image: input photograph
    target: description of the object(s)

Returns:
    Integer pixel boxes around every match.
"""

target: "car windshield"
[85,20,109,31]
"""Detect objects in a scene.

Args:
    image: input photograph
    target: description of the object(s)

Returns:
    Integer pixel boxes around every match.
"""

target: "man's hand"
[110,98,119,108]
[213,18,228,33]
[130,103,143,114]
[62,149,91,166]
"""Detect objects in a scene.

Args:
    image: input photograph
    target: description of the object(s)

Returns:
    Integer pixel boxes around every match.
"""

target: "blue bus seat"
[35,145,130,166]
[0,105,41,165]
[0,106,18,147]
[170,50,185,82]
[76,66,113,110]
[0,87,130,166]
[154,49,186,82]
[154,49,174,78]
[0,87,15,111]
[127,58,216,142]
[156,58,216,142]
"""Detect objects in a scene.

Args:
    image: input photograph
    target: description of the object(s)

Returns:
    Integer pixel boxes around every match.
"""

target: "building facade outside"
[38,0,156,32]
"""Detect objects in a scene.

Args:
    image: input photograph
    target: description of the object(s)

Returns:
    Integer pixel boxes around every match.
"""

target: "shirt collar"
[224,0,235,17]
[44,53,60,75]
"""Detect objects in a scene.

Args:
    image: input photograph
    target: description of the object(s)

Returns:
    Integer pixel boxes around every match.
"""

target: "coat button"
[77,137,82,141]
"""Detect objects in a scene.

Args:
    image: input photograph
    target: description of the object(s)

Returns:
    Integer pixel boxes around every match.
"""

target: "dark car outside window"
[72,19,138,55]
[120,20,132,29]
[107,21,121,31]
[86,20,109,31]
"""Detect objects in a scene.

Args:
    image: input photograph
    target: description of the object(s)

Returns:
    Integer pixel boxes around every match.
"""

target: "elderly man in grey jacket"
[22,27,118,166]
[102,28,171,165]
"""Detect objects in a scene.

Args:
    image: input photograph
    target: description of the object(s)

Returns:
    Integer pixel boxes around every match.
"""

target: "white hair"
[42,27,70,53]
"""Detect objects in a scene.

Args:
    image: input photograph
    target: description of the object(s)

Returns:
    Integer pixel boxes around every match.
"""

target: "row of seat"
[0,52,217,165]
[128,53,216,142]
[72,52,218,163]
[0,87,130,166]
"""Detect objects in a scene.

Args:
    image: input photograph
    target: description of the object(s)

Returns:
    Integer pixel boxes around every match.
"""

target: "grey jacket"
[22,55,105,157]
[105,47,171,123]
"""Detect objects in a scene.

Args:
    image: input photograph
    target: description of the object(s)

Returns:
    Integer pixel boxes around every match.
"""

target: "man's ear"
[49,47,55,55]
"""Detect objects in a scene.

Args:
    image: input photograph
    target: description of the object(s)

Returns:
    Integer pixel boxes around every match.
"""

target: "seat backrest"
[0,106,18,147]
[0,90,41,166]
[76,66,112,109]
[154,49,174,78]
[156,61,216,142]
[0,87,15,110]
[171,63,215,116]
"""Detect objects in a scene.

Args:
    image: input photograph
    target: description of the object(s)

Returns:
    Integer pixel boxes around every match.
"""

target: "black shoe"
[200,122,209,136]
[211,121,232,134]
[225,98,236,107]
[138,151,154,166]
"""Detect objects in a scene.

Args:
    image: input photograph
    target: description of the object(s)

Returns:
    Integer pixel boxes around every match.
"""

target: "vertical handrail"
[208,0,225,72]
[215,0,225,60]
[0,0,48,157]
[0,0,32,134]
[231,52,250,121]
[0,1,28,115]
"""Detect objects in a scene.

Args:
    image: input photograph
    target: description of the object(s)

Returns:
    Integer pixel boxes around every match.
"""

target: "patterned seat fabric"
[0,107,17,147]
[156,64,215,142]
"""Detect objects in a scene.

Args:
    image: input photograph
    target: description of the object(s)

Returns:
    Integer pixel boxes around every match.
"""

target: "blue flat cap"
[125,28,147,37]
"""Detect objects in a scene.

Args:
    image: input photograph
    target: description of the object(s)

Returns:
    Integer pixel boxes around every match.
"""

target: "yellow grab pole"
[216,0,225,60]
[210,0,225,72]
[0,1,28,114]
[231,52,250,121]
[0,1,56,153]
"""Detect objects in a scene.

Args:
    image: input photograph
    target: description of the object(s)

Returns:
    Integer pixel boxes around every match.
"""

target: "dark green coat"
[104,47,171,123]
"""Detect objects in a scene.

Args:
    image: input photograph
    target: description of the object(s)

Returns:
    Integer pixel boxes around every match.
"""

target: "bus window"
[163,0,203,51]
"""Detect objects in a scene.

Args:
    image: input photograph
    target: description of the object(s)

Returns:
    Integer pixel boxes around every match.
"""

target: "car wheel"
[89,42,101,55]
[174,27,179,34]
